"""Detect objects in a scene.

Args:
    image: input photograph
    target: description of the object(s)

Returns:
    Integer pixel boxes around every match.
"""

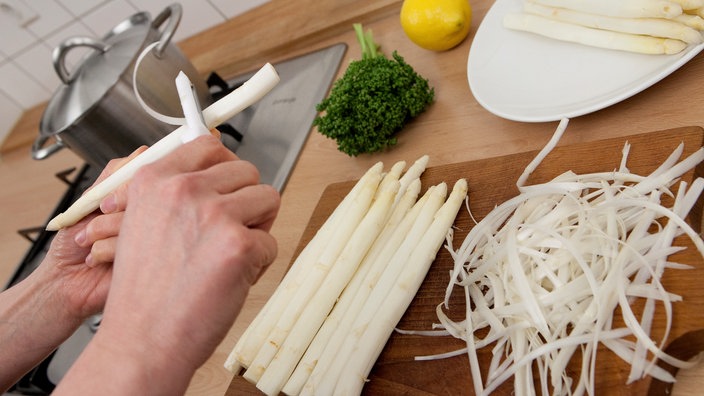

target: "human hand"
[76,135,279,392]
[43,147,145,320]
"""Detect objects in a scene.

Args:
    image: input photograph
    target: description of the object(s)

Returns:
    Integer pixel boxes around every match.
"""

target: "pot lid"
[40,11,152,136]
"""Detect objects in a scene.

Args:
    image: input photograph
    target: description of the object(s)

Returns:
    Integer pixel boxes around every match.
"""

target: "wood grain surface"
[228,126,704,395]
[178,0,403,80]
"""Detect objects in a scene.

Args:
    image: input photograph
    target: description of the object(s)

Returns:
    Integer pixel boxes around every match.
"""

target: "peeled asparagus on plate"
[504,0,704,54]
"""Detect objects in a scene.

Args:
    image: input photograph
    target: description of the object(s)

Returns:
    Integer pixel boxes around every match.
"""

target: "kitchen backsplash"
[0,0,270,145]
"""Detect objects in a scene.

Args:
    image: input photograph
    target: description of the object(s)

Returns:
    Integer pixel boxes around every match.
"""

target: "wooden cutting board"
[227,126,704,395]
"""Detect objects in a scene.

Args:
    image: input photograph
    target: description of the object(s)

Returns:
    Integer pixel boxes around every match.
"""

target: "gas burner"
[206,72,243,101]
[206,72,245,148]
[202,43,347,192]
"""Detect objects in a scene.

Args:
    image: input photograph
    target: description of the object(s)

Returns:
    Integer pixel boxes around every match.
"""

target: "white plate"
[468,0,704,122]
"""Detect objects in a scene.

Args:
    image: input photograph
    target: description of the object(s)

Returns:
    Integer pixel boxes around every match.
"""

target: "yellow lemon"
[400,0,472,51]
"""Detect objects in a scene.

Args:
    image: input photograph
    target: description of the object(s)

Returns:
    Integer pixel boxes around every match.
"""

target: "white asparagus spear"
[691,6,704,17]
[242,170,382,383]
[524,2,703,44]
[45,63,280,231]
[396,155,429,206]
[281,178,422,395]
[503,13,688,54]
[377,160,406,199]
[255,180,400,396]
[307,182,449,396]
[674,13,704,29]
[297,184,436,396]
[225,162,384,372]
[671,0,704,10]
[527,0,683,19]
[333,179,468,396]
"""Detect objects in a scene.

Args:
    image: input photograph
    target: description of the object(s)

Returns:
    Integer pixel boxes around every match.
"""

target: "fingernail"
[74,229,87,246]
[85,253,95,267]
[101,194,117,213]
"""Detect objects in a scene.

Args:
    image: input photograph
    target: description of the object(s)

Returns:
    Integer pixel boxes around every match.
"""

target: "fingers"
[93,146,147,187]
[75,212,123,266]
[89,134,277,273]
[147,135,238,176]
[100,182,128,214]
[82,212,123,243]
[94,137,232,212]
[224,184,280,232]
[104,137,253,213]
[193,159,262,195]
[90,147,146,214]
[238,228,278,285]
[217,183,280,286]
[86,237,117,267]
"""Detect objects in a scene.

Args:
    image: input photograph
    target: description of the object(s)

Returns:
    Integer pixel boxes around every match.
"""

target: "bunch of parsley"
[313,24,435,157]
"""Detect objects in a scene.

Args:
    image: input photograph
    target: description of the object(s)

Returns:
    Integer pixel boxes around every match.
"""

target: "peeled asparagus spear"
[671,0,704,9]
[527,0,683,19]
[45,63,280,231]
[674,13,704,29]
[296,184,435,396]
[332,179,468,396]
[226,157,467,395]
[307,182,450,395]
[224,163,384,373]
[242,170,382,383]
[524,2,703,44]
[255,179,400,396]
[281,178,422,395]
[377,160,406,198]
[504,13,688,54]
[396,155,429,205]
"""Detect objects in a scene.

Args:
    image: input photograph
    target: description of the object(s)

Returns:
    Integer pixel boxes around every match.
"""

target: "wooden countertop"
[1,0,703,394]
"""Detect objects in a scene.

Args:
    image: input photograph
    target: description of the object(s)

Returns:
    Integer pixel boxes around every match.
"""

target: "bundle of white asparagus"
[504,0,704,54]
[224,156,468,396]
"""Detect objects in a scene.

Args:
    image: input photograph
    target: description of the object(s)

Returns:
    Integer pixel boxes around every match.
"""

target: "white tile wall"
[45,22,96,71]
[80,0,138,36]
[0,60,52,108]
[56,0,109,18]
[0,12,36,57]
[15,42,59,92]
[207,0,270,19]
[24,0,74,38]
[130,0,223,42]
[0,0,271,146]
[0,92,23,141]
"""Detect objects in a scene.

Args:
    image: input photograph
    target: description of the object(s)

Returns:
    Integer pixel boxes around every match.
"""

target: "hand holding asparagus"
[45,63,279,231]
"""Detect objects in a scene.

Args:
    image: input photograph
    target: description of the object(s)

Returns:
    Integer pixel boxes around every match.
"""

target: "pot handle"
[53,37,110,84]
[151,3,182,59]
[32,133,65,160]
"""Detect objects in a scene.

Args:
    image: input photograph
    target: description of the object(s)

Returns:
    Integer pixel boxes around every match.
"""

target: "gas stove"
[4,43,346,395]
[212,43,347,192]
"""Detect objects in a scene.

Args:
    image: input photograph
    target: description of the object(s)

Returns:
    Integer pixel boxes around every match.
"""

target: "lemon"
[400,0,472,51]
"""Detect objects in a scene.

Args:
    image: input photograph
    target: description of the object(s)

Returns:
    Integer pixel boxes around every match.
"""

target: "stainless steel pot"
[34,3,211,169]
